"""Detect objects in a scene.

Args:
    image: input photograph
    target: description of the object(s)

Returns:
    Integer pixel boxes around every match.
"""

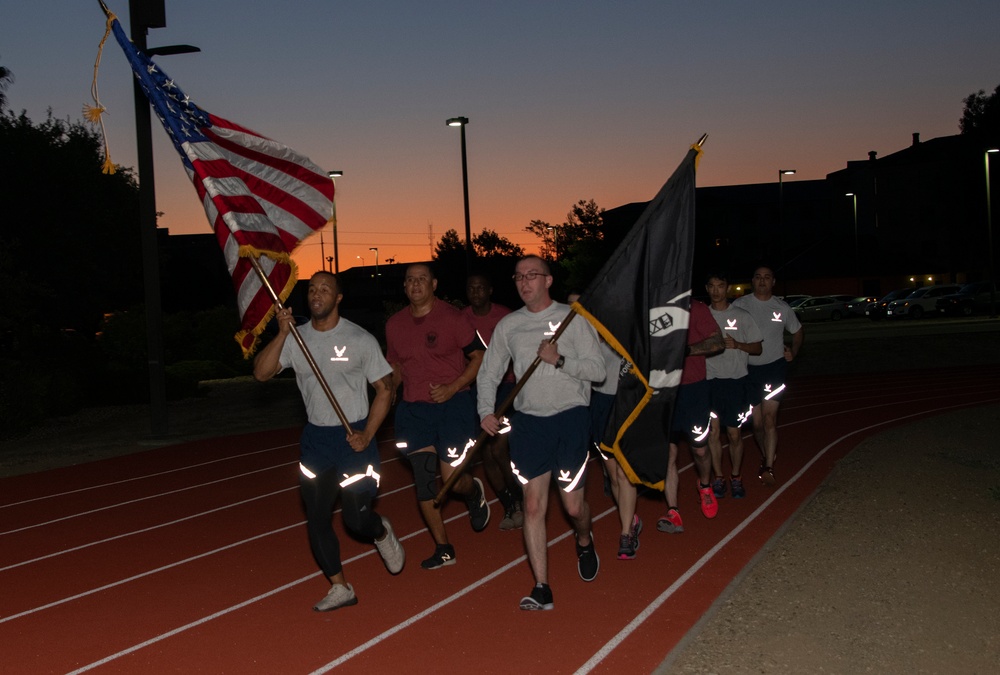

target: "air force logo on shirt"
[771,312,783,322]
[330,345,348,362]
[725,318,738,331]
[544,321,560,336]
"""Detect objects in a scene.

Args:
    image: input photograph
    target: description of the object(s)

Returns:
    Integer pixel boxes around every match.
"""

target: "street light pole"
[778,169,796,232]
[327,170,343,273]
[447,117,472,274]
[128,0,200,438]
[986,149,998,317]
[846,193,859,294]
[369,247,379,295]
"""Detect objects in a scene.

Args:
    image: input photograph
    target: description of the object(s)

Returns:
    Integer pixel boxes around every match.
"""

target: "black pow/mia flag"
[572,144,701,489]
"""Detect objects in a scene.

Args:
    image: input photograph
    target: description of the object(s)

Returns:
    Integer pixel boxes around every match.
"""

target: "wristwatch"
[554,355,566,369]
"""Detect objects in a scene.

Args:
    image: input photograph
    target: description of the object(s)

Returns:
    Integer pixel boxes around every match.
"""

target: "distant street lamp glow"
[369,247,379,293]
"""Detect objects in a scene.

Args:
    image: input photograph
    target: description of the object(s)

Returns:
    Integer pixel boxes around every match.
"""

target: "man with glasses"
[478,255,605,611]
[386,263,490,571]
[732,265,803,485]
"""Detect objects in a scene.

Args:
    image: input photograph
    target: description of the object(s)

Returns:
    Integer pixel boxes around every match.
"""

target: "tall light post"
[446,116,472,274]
[846,193,859,294]
[547,224,560,260]
[327,170,343,272]
[986,148,998,317]
[369,247,379,295]
[778,169,796,233]
[129,0,200,438]
[356,255,365,268]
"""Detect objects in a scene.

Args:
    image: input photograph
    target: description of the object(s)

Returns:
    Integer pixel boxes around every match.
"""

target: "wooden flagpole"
[433,308,578,505]
[248,256,354,432]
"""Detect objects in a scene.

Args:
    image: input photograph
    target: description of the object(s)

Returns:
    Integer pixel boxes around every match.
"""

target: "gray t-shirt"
[732,294,802,366]
[594,341,625,395]
[279,318,393,427]
[706,303,762,380]
[478,302,605,418]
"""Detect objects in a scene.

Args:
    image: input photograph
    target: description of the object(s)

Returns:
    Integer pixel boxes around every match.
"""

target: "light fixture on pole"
[986,149,998,317]
[327,170,343,273]
[446,116,472,274]
[369,247,379,294]
[356,255,365,268]
[846,193,860,294]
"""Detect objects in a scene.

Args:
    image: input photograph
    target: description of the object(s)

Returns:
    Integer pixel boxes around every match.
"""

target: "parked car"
[886,284,963,319]
[935,281,997,316]
[827,294,857,303]
[866,288,912,320]
[786,296,811,308]
[792,295,849,321]
[846,295,878,316]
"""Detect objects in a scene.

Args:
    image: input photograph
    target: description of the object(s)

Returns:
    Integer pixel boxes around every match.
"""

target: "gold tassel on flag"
[84,11,118,175]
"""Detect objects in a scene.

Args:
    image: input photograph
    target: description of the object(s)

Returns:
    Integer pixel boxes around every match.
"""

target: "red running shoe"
[699,484,719,519]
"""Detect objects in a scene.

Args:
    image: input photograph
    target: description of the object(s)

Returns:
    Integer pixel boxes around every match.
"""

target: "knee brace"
[410,452,439,502]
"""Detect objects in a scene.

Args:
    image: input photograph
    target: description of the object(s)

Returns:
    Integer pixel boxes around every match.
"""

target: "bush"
[165,360,239,399]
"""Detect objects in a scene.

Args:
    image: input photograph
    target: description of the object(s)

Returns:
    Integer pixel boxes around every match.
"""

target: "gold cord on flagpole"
[84,11,118,175]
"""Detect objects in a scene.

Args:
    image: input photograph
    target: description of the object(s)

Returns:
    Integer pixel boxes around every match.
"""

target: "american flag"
[108,16,334,356]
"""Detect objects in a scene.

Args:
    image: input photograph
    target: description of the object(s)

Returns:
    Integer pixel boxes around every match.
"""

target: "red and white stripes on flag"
[186,114,334,356]
[102,13,334,356]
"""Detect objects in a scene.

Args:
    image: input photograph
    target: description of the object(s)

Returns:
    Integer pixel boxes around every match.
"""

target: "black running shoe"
[467,477,490,532]
[519,583,554,611]
[576,534,600,581]
[420,544,456,570]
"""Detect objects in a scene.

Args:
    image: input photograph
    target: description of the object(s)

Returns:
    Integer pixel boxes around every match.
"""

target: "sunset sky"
[4,1,999,275]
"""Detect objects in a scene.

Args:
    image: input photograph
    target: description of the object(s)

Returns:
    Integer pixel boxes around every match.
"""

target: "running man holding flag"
[253,271,404,612]
[478,256,605,611]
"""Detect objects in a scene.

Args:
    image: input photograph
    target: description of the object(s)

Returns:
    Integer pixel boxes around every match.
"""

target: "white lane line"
[0,444,299,510]
[0,462,298,536]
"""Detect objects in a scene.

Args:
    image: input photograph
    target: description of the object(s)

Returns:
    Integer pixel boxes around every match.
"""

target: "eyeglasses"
[512,272,550,282]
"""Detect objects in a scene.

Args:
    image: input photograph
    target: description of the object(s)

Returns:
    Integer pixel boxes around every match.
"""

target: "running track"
[3,366,997,674]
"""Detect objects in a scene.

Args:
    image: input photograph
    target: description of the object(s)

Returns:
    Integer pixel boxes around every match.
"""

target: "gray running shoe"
[375,516,405,574]
[313,583,358,612]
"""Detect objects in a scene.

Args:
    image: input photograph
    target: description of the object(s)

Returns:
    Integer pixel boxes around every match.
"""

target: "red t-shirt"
[386,299,479,403]
[462,303,515,384]
[681,299,718,385]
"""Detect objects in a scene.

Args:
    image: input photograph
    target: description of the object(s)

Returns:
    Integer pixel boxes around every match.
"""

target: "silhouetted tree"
[960,84,1000,138]
[472,228,524,258]
[0,58,12,110]
[524,199,604,261]
[0,110,143,336]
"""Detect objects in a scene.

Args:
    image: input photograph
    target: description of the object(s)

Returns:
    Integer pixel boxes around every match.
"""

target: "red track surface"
[3,366,997,674]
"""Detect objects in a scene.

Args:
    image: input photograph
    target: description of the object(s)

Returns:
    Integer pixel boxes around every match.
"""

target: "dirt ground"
[3,325,1000,673]
[661,402,1000,674]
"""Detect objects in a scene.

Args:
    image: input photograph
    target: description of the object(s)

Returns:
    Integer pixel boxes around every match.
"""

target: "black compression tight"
[300,468,383,579]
